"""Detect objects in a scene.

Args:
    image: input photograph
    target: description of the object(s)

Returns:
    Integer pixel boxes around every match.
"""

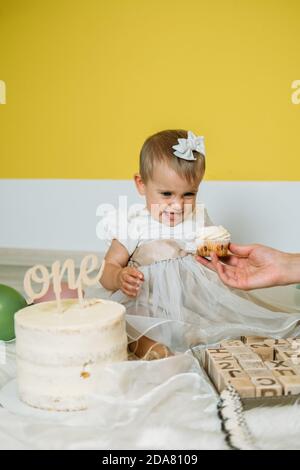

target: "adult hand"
[196,243,300,290]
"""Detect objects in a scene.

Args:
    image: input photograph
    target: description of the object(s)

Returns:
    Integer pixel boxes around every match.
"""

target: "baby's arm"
[101,241,172,359]
[100,239,144,297]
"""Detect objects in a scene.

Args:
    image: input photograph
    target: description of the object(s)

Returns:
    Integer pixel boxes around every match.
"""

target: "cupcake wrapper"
[197,239,230,257]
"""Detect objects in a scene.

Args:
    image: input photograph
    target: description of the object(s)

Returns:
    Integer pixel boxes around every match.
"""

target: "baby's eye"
[184,193,196,197]
[160,192,172,197]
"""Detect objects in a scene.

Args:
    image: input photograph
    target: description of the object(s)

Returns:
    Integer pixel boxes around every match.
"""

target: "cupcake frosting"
[196,225,231,242]
[183,225,231,253]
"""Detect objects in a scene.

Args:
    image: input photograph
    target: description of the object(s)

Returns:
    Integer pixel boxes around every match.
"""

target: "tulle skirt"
[110,255,300,351]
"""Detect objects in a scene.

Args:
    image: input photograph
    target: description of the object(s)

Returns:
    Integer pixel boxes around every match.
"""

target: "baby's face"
[137,161,200,226]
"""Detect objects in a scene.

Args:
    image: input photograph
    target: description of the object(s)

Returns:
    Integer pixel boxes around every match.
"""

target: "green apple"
[0,284,27,341]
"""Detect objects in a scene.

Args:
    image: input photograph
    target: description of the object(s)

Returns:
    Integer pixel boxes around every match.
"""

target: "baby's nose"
[170,201,183,212]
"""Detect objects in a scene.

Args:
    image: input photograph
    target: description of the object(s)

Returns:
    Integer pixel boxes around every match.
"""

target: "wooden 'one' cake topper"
[23,254,105,312]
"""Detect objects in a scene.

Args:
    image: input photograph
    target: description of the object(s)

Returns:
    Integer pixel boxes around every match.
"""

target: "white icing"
[184,226,231,252]
[15,298,128,411]
[196,225,231,242]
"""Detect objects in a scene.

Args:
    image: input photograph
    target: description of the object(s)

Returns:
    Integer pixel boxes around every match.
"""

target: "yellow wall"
[0,0,299,180]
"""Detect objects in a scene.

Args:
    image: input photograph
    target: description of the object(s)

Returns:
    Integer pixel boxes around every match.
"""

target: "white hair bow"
[172,131,205,161]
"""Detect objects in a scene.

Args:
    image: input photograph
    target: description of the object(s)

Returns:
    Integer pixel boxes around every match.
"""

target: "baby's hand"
[117,267,144,297]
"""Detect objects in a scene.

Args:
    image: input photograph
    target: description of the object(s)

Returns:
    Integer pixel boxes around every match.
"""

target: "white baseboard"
[0,179,299,253]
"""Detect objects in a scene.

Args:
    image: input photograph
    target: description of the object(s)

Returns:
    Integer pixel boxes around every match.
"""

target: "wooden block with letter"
[241,336,266,344]
[287,338,300,350]
[209,359,241,392]
[291,365,300,375]
[206,349,233,374]
[233,352,260,362]
[219,369,249,392]
[246,368,274,379]
[275,348,300,364]
[205,348,229,371]
[264,338,289,347]
[228,377,256,398]
[248,343,274,361]
[237,359,265,370]
[216,359,241,372]
[198,336,300,402]
[251,376,282,397]
[276,376,300,395]
[220,339,245,348]
[226,346,252,355]
[264,360,293,370]
[272,369,297,378]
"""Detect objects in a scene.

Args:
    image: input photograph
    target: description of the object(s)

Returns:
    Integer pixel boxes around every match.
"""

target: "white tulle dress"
[100,205,300,351]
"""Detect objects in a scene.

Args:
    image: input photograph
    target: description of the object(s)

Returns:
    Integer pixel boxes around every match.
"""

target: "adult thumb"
[229,243,253,257]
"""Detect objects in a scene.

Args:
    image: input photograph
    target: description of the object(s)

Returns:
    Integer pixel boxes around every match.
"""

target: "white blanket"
[1,343,300,450]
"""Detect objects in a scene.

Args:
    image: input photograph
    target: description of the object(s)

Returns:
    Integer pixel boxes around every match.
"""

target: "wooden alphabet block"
[226,346,252,355]
[287,338,300,347]
[199,349,207,369]
[209,359,240,391]
[227,377,256,398]
[248,343,274,361]
[217,359,241,371]
[291,356,300,366]
[264,360,293,370]
[207,355,234,374]
[220,339,245,348]
[241,336,267,344]
[207,350,233,374]
[219,369,249,392]
[287,337,300,343]
[209,352,233,361]
[251,376,282,397]
[246,369,274,378]
[237,359,265,370]
[205,348,228,371]
[276,376,300,395]
[276,350,300,363]
[291,365,300,375]
[206,348,228,354]
[274,350,287,362]
[233,352,260,362]
[204,337,300,398]
[273,369,297,378]
[264,338,289,347]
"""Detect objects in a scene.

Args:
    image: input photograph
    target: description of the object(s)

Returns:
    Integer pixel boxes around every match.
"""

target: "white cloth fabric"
[0,343,227,450]
[2,342,300,449]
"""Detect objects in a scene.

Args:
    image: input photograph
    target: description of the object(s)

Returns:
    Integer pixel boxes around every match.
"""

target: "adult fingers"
[213,258,238,287]
[195,255,216,272]
[212,251,240,267]
[228,243,254,257]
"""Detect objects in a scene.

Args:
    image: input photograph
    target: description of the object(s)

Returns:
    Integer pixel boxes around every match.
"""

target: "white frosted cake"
[15,298,127,411]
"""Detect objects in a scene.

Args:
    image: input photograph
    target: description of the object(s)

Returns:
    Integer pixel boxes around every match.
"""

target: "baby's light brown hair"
[139,129,205,184]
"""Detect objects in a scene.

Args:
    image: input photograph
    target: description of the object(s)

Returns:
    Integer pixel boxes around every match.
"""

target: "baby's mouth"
[162,211,183,222]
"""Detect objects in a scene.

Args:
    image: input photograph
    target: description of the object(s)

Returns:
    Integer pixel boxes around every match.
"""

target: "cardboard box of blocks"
[199,336,300,399]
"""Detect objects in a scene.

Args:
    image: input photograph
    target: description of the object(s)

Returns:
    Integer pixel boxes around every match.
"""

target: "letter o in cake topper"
[23,255,105,312]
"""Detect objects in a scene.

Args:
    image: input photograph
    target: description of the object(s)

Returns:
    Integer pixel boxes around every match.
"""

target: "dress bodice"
[128,239,188,267]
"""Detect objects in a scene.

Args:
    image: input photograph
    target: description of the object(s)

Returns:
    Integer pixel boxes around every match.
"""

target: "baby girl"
[99,130,300,358]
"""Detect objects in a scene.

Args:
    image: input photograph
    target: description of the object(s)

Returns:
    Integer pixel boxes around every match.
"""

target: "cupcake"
[195,226,231,257]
